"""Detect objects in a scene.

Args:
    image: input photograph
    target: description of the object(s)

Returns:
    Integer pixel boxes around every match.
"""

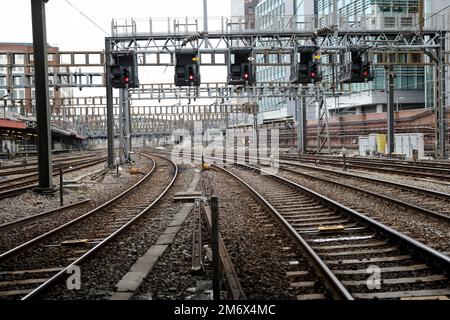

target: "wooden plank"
[320,247,397,257]
[290,281,316,288]
[288,215,343,223]
[296,293,326,300]
[191,204,203,274]
[342,275,447,286]
[0,278,47,287]
[299,225,360,233]
[313,241,387,251]
[334,264,429,275]
[286,271,309,277]
[0,267,64,276]
[285,211,336,219]
[401,295,450,300]
[203,205,244,300]
[61,239,89,246]
[326,255,411,265]
[353,289,450,300]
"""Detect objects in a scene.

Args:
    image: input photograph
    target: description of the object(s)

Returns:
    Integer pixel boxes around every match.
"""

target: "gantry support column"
[105,38,115,167]
[31,0,54,193]
[386,64,395,156]
[296,90,307,154]
[434,33,447,159]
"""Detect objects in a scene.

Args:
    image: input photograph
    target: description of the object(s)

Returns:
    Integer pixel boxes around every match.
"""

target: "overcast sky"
[1,0,231,50]
[0,0,232,94]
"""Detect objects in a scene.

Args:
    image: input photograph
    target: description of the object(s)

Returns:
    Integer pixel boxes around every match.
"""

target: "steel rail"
[255,163,450,266]
[211,164,354,300]
[0,157,108,200]
[214,162,450,299]
[20,152,178,300]
[0,200,91,233]
[280,155,450,180]
[230,155,450,223]
[0,156,156,263]
[279,165,450,223]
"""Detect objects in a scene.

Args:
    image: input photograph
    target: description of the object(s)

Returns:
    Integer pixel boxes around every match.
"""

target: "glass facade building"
[316,0,427,115]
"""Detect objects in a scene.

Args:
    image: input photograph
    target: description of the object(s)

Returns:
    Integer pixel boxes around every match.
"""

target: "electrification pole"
[386,64,395,156]
[105,39,115,167]
[31,0,55,193]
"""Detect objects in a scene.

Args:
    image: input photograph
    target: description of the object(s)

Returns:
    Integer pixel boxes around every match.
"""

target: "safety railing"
[111,13,450,37]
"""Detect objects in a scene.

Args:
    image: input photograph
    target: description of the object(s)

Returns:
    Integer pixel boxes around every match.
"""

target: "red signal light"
[244,72,249,80]
[362,71,369,77]
[189,74,194,81]
[310,71,316,78]
[123,75,130,84]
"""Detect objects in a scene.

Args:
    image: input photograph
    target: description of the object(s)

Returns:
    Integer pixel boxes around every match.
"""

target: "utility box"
[394,133,424,159]
[358,136,375,156]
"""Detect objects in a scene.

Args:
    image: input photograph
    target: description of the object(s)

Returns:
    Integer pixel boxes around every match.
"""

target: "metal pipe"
[387,64,395,156]
[211,195,220,300]
[59,166,64,206]
[31,0,54,192]
[203,0,208,48]
[419,0,424,34]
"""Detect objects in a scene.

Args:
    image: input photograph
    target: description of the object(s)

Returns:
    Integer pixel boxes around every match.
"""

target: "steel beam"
[105,39,115,167]
[387,64,395,156]
[31,0,54,193]
[435,34,447,159]
[296,94,306,154]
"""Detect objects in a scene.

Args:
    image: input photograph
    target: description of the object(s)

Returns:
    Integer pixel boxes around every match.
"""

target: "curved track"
[0,153,178,300]
[276,161,450,223]
[280,154,450,181]
[215,163,450,300]
[0,155,107,200]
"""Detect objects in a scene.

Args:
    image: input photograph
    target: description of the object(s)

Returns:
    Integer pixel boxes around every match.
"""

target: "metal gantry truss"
[1,14,449,161]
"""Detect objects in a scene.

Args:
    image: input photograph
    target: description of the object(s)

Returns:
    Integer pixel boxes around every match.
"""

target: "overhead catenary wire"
[281,0,304,33]
[64,0,110,36]
[407,3,450,32]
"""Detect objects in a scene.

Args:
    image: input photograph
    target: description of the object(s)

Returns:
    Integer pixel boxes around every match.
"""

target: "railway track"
[171,148,450,223]
[215,163,450,300]
[0,152,103,177]
[276,161,450,223]
[0,153,178,300]
[280,154,450,181]
[149,148,450,221]
[0,155,107,200]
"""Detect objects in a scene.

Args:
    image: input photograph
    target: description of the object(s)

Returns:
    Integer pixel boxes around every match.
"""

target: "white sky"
[0,0,232,96]
[1,0,231,50]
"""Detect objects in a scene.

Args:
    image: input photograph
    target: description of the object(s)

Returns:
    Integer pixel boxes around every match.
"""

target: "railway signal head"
[175,50,201,87]
[361,62,374,81]
[340,48,373,83]
[122,68,130,86]
[110,52,139,89]
[310,62,318,79]
[291,46,322,84]
[227,48,255,86]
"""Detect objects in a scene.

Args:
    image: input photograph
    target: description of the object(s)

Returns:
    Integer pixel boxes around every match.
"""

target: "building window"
[14,54,25,65]
[13,89,25,99]
[13,76,23,86]
[12,67,24,74]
